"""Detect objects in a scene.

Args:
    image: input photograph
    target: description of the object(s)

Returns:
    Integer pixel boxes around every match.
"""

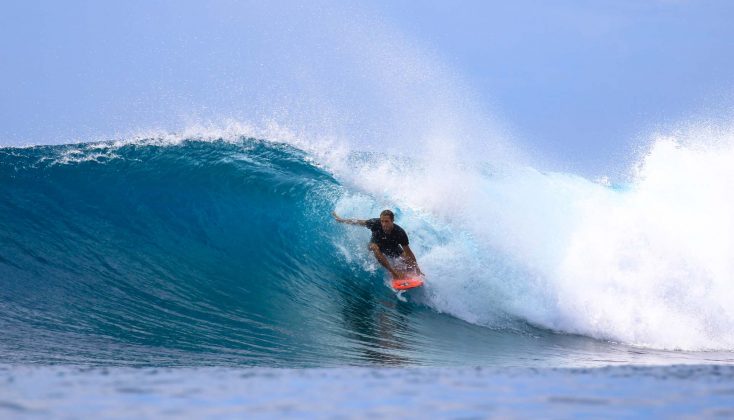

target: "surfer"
[332,209,423,280]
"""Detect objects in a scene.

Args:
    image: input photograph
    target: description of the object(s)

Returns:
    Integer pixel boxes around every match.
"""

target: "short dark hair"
[380,209,394,220]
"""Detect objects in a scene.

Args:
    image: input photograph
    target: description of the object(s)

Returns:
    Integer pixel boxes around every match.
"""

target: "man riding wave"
[332,209,423,280]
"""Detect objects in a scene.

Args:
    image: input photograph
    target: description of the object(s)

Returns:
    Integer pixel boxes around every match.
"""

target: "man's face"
[380,215,394,232]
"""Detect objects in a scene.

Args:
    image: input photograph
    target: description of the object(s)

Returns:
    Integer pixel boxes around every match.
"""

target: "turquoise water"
[2,137,733,416]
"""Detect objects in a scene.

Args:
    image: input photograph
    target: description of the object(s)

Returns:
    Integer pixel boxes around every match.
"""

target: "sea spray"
[333,124,734,351]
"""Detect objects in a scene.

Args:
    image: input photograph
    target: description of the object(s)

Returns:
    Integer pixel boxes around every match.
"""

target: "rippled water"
[3,365,734,418]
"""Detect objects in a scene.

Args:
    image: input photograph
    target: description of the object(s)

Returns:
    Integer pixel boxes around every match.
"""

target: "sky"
[1,0,733,176]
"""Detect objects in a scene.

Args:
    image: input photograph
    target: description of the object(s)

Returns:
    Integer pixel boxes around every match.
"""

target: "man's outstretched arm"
[332,211,368,226]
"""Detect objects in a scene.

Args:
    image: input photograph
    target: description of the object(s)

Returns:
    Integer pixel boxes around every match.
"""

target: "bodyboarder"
[332,209,423,280]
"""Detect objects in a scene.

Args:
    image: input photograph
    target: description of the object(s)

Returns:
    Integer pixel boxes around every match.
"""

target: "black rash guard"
[365,218,409,257]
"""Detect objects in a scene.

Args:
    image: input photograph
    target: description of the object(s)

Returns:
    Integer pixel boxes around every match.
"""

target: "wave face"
[0,139,344,365]
[1,134,734,368]
[0,138,543,367]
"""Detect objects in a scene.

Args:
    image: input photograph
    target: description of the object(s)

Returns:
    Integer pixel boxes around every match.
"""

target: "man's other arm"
[402,245,423,276]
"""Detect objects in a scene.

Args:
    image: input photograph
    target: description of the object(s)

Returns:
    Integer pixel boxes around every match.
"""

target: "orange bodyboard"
[391,277,424,291]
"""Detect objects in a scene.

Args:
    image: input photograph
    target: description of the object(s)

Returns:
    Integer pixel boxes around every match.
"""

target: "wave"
[1,130,733,368]
[0,137,531,367]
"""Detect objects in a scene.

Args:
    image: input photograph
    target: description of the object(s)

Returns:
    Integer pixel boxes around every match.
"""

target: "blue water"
[2,137,733,416]
[3,365,734,418]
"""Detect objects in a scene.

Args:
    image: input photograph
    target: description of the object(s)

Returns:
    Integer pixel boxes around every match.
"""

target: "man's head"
[379,209,394,232]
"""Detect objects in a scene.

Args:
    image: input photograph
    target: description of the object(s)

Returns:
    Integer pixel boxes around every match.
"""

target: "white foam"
[333,122,734,351]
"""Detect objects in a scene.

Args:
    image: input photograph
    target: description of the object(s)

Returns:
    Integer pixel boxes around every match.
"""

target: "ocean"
[2,135,733,417]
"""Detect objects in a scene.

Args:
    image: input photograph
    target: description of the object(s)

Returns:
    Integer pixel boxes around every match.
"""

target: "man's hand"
[392,270,407,280]
[332,211,345,223]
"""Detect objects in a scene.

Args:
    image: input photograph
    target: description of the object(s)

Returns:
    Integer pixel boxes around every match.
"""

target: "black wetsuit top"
[365,218,409,257]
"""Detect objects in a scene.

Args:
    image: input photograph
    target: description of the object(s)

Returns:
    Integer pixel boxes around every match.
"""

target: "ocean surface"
[2,136,733,417]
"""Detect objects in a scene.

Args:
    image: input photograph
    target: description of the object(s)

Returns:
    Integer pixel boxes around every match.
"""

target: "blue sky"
[379,1,734,171]
[1,1,733,175]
